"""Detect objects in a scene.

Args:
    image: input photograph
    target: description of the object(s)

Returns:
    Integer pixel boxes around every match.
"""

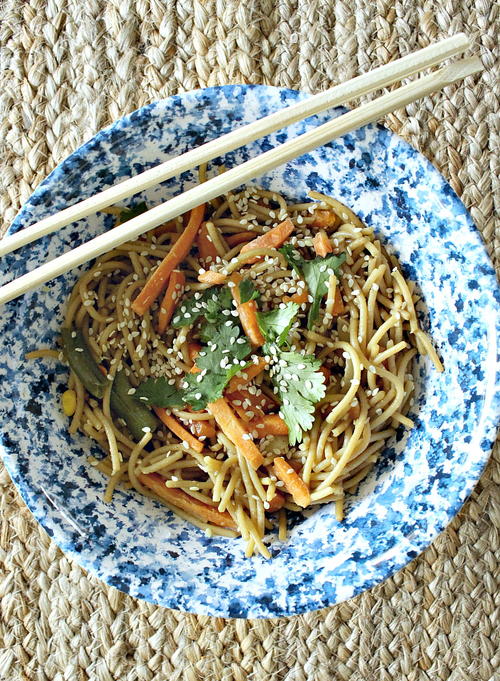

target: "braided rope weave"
[0,2,498,679]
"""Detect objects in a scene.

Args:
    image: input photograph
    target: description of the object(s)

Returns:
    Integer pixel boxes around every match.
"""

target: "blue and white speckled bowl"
[0,86,499,618]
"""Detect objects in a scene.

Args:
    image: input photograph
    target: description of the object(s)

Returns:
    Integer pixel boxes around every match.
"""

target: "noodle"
[29,182,443,558]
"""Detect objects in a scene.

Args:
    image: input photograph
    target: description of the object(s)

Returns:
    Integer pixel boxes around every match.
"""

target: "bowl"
[0,85,499,618]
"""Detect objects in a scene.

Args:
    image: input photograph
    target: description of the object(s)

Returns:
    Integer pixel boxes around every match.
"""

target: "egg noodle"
[28,170,442,558]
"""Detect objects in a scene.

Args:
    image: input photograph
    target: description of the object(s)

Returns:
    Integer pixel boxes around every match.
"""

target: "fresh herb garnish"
[256,299,326,444]
[134,378,185,408]
[266,346,326,445]
[257,302,299,347]
[280,246,346,329]
[182,323,252,410]
[119,202,148,223]
[171,286,232,329]
[138,318,252,411]
[239,278,260,304]
[279,244,304,275]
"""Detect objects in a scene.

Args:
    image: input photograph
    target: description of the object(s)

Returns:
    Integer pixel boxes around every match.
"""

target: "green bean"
[110,370,158,441]
[61,328,107,398]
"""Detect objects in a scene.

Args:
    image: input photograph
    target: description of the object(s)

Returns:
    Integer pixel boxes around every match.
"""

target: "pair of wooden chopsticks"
[0,34,481,306]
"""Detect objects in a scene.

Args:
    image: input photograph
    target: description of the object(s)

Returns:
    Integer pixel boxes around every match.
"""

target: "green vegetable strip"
[61,328,108,398]
[110,371,158,441]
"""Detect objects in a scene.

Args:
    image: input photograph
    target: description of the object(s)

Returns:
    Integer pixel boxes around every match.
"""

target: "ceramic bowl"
[1,85,498,618]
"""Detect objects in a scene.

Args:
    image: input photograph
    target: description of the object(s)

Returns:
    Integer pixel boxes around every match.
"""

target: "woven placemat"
[1,2,499,679]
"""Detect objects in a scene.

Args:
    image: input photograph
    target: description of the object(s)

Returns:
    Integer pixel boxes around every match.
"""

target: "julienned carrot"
[226,388,275,419]
[191,419,216,440]
[207,397,264,469]
[154,407,205,453]
[266,491,285,512]
[150,221,178,238]
[310,209,341,230]
[225,232,255,247]
[197,222,218,264]
[226,357,267,393]
[313,230,334,257]
[284,284,308,305]
[231,403,255,423]
[229,273,265,347]
[273,456,311,507]
[319,365,331,384]
[132,203,205,315]
[188,343,201,373]
[239,218,295,264]
[250,413,288,436]
[187,343,202,362]
[138,473,237,529]
[157,270,185,334]
[239,300,265,347]
[198,270,227,285]
[332,287,344,315]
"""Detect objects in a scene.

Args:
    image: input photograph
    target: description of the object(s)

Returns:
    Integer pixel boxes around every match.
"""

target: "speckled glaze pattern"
[0,86,498,619]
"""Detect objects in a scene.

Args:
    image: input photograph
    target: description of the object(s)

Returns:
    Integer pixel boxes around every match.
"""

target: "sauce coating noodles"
[30,181,442,558]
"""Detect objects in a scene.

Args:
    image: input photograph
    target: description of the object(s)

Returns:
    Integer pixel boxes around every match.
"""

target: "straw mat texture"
[0,1,499,679]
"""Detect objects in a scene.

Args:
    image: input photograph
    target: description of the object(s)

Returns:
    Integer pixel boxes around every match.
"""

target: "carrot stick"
[198,270,227,285]
[319,365,331,384]
[231,403,254,422]
[138,473,237,529]
[207,397,264,469]
[191,419,216,440]
[225,232,255,247]
[239,218,295,264]
[310,210,341,230]
[157,270,185,334]
[266,491,285,512]
[150,221,178,238]
[229,273,264,347]
[250,414,288,436]
[238,300,265,347]
[284,284,309,305]
[313,230,334,257]
[132,203,205,315]
[197,222,218,265]
[187,343,202,362]
[332,287,344,315]
[153,407,205,453]
[226,357,267,393]
[227,388,275,419]
[273,456,311,507]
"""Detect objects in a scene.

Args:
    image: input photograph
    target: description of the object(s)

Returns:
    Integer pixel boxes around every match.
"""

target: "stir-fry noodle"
[28,173,442,558]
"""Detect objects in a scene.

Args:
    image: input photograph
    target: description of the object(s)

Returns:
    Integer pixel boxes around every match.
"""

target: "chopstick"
[0,34,470,259]
[0,55,481,306]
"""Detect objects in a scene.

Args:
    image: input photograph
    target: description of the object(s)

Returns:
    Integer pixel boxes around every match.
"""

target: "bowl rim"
[1,84,499,618]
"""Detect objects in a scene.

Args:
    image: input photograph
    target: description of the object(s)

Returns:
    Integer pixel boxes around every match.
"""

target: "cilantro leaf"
[279,244,304,274]
[204,287,233,324]
[134,377,184,408]
[182,323,251,410]
[183,361,246,411]
[280,246,345,329]
[239,279,260,304]
[119,202,148,223]
[266,346,326,445]
[302,253,345,329]
[257,302,299,347]
[171,291,209,328]
[171,286,232,329]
